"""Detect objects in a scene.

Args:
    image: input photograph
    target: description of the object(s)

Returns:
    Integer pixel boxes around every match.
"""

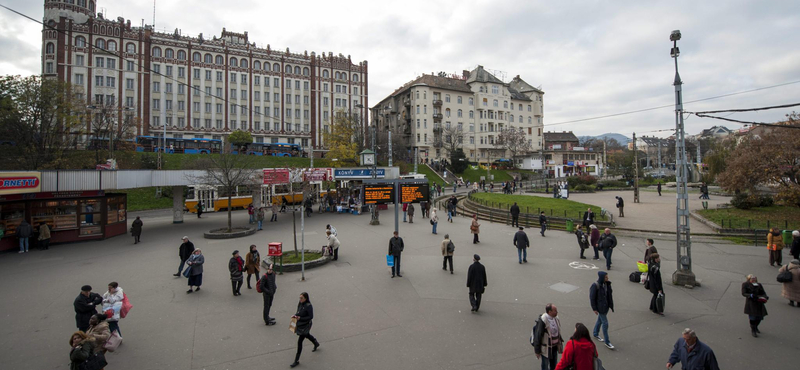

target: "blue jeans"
[178,259,187,274]
[447,211,453,221]
[540,223,546,235]
[403,212,407,222]
[432,222,438,234]
[249,214,255,224]
[19,237,29,252]
[540,345,558,370]
[517,247,527,262]
[257,220,263,230]
[593,313,610,344]
[109,321,121,336]
[603,248,613,269]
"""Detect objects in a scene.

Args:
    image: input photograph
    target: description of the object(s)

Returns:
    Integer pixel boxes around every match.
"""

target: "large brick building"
[41,0,367,150]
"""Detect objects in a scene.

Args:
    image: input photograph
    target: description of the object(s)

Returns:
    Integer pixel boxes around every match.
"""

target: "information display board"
[363,184,395,204]
[400,183,430,204]
[263,169,290,185]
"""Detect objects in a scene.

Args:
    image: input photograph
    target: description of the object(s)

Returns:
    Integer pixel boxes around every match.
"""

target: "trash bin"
[783,230,793,246]
[566,219,574,233]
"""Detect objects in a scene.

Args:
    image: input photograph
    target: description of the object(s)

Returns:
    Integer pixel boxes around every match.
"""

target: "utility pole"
[633,132,639,203]
[657,138,662,172]
[388,131,393,167]
[370,124,379,225]
[414,147,418,174]
[603,140,607,179]
[670,30,696,287]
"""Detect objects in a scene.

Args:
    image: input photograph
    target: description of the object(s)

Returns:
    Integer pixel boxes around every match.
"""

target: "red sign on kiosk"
[268,242,283,256]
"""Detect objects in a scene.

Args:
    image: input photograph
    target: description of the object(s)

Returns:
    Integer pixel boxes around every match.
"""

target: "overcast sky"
[2,0,799,137]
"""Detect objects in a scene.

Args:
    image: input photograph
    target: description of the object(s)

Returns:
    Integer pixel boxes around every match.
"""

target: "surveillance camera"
[670,30,681,41]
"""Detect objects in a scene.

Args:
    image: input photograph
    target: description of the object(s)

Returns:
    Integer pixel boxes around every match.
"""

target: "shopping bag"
[656,292,665,312]
[183,266,192,278]
[637,261,648,273]
[386,255,394,267]
[289,316,298,334]
[120,293,133,319]
[103,331,123,352]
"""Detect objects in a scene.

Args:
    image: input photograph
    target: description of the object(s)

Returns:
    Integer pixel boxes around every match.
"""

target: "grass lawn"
[697,206,800,230]
[275,251,323,264]
[470,192,607,221]
[459,167,514,183]
[415,164,447,187]
[117,187,174,212]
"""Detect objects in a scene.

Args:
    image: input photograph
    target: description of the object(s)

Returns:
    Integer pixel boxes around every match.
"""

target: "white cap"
[182,236,189,240]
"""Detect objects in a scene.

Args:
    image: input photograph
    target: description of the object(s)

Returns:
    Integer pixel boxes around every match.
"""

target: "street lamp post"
[670,29,696,287]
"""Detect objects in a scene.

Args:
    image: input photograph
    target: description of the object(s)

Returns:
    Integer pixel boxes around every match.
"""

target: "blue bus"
[136,136,222,154]
[230,142,304,157]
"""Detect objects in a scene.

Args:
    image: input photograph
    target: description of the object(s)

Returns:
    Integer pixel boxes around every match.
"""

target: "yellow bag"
[637,261,648,273]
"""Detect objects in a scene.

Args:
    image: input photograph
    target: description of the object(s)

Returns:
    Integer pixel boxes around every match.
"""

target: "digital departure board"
[363,184,395,204]
[400,183,429,204]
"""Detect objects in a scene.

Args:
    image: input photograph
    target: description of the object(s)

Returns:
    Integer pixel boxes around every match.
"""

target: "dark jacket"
[590,229,600,247]
[513,230,530,249]
[229,256,244,281]
[295,301,314,335]
[598,233,617,250]
[260,271,277,296]
[616,197,624,208]
[388,236,404,256]
[742,282,768,317]
[575,230,587,249]
[539,214,547,225]
[589,273,614,314]
[74,292,102,331]
[647,261,664,293]
[510,204,520,216]
[466,261,487,294]
[179,241,195,260]
[582,211,595,226]
[644,245,658,263]
[407,204,415,216]
[791,236,800,259]
[70,339,98,370]
[16,220,33,238]
[131,218,143,237]
[532,314,563,355]
[667,338,720,370]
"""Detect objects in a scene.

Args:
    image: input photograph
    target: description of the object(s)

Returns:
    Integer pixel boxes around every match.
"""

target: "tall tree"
[192,149,259,232]
[227,130,253,152]
[87,98,137,164]
[0,75,84,169]
[494,127,532,162]
[442,124,464,157]
[323,109,363,166]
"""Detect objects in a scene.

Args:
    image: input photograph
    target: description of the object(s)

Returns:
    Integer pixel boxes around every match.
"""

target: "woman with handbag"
[187,249,205,294]
[647,254,664,315]
[245,245,261,290]
[767,228,784,267]
[471,214,481,244]
[575,225,588,259]
[778,259,800,307]
[69,331,106,370]
[742,274,768,337]
[290,292,320,368]
[85,314,110,353]
[555,323,598,370]
[101,282,124,336]
[229,250,245,296]
[430,208,439,235]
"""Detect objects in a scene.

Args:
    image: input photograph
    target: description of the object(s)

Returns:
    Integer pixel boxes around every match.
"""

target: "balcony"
[433,113,443,122]
[433,140,444,148]
[432,99,443,106]
[403,100,411,107]
[433,124,443,133]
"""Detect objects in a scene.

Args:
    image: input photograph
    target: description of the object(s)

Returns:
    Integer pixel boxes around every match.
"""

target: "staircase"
[425,163,453,184]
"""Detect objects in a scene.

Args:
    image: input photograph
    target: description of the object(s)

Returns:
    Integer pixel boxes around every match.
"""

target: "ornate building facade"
[42,0,368,150]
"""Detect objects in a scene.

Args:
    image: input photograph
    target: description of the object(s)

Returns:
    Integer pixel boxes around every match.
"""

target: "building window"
[106,77,115,87]
[74,74,84,85]
[205,54,213,64]
[151,46,161,57]
[216,104,222,113]
[45,43,55,54]
[469,97,474,106]
[528,105,532,112]
[178,85,185,95]
[152,81,160,92]
[75,55,84,66]
[152,99,160,110]
[216,120,223,129]
[75,36,86,47]
[445,94,450,103]
[126,43,135,53]
[178,67,185,78]
[493,99,498,107]
[216,55,224,65]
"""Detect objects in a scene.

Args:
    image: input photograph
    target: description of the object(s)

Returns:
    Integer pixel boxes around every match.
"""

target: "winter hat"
[81,285,92,292]
[473,254,481,261]
[791,259,800,265]
[182,236,189,240]
[519,227,524,230]
[232,250,239,256]
[793,230,799,237]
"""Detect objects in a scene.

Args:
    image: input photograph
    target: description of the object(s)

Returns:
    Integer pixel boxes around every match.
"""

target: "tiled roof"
[507,87,531,101]
[544,132,579,142]
[466,65,504,84]
[389,75,472,97]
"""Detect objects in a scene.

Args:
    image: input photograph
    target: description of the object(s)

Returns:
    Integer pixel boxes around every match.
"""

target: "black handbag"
[79,352,108,370]
[777,269,793,283]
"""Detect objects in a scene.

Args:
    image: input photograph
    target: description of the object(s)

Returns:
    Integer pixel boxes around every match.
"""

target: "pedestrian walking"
[554,323,598,370]
[589,225,600,260]
[510,202,521,227]
[446,199,454,222]
[130,216,143,244]
[742,274,768,337]
[245,245,261,289]
[195,201,204,218]
[271,202,279,222]
[421,200,428,218]
[648,254,665,315]
[403,203,408,222]
[644,238,658,263]
[582,208,595,228]
[407,203,415,223]
[326,230,340,261]
[532,303,564,370]
[256,207,265,230]
[791,230,800,260]
[304,197,313,218]
[470,214,481,244]
[260,263,277,325]
[589,271,615,349]
[778,259,800,307]
[174,236,195,277]
[441,234,455,274]
[767,228,784,267]
[16,219,32,253]
[657,182,662,196]
[248,203,255,224]
[38,221,51,250]
[575,225,588,259]
[229,250,244,296]
[186,249,205,293]
[290,292,320,368]
[102,282,124,336]
[74,285,102,332]
[598,229,617,270]
[430,207,439,234]
[666,328,719,370]
[425,200,431,219]
[85,313,110,352]
[467,254,487,312]
[389,231,404,278]
[615,196,624,217]
[280,198,288,213]
[539,212,547,237]
[514,227,530,264]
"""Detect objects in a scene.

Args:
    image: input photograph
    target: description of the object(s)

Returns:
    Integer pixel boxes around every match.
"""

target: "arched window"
[95,38,105,49]
[204,53,213,63]
[303,67,309,76]
[493,99,498,107]
[510,114,514,122]
[45,43,55,54]
[285,65,292,74]
[445,108,451,117]
[479,87,484,93]
[457,109,462,118]
[216,55,224,65]
[294,66,300,75]
[518,116,522,123]
[323,70,329,78]
[240,58,248,68]
[75,36,86,47]
[229,57,238,67]
[469,110,474,119]
[192,52,201,62]
[165,48,174,58]
[335,72,340,80]
[177,50,186,60]
[126,43,135,53]
[352,74,358,82]
[528,117,532,124]
[152,46,162,57]
[106,40,116,51]
[253,61,261,70]
[264,62,271,71]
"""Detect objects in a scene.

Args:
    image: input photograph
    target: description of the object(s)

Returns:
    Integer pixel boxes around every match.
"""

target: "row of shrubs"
[730,192,774,210]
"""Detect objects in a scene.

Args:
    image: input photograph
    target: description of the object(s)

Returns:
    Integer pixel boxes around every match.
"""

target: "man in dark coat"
[589,271,615,349]
[598,228,617,270]
[466,254,487,312]
[582,208,595,227]
[509,202,521,227]
[539,212,547,237]
[615,196,624,217]
[16,219,33,253]
[260,264,278,325]
[131,216,143,244]
[667,328,719,370]
[657,182,662,196]
[513,227,529,264]
[644,238,658,263]
[407,203,415,223]
[74,285,102,332]
[388,231,404,278]
[174,236,195,276]
[790,230,800,260]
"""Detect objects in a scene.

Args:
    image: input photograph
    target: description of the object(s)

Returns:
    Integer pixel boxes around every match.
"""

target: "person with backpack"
[615,196,624,218]
[554,323,598,370]
[258,264,277,325]
[514,226,530,264]
[589,271,615,350]
[647,253,665,315]
[441,234,455,274]
[532,303,564,370]
[598,229,617,270]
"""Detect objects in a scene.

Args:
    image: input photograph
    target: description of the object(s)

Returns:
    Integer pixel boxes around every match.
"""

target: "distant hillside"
[578,133,630,144]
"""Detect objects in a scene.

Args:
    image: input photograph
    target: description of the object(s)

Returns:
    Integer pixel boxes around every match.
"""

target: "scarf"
[235,256,244,272]
[251,252,260,264]
[540,312,561,355]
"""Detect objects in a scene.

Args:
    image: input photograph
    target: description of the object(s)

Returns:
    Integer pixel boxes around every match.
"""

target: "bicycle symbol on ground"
[569,261,599,270]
